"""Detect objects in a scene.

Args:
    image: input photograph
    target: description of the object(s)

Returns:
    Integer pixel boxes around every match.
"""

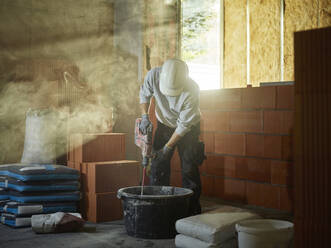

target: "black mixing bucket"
[117,186,193,239]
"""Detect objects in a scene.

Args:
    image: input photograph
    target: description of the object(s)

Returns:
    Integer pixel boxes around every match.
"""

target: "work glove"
[139,114,152,135]
[154,145,174,162]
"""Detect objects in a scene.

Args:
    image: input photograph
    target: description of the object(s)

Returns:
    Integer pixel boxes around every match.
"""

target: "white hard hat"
[159,59,188,96]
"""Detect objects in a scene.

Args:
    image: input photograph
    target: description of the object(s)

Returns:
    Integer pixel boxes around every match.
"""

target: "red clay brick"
[205,155,248,180]
[200,132,215,153]
[215,133,245,155]
[271,161,293,186]
[282,135,293,161]
[68,138,75,162]
[246,182,280,209]
[262,86,277,109]
[170,149,181,171]
[246,134,264,157]
[201,111,230,132]
[67,161,75,169]
[201,175,215,197]
[242,86,276,109]
[68,133,126,163]
[81,160,140,193]
[222,156,238,178]
[199,156,208,173]
[282,111,294,134]
[230,111,263,133]
[200,90,216,109]
[83,192,123,223]
[264,135,282,159]
[246,182,259,206]
[235,157,248,179]
[245,158,271,183]
[246,134,282,159]
[69,134,82,163]
[276,85,295,109]
[205,155,235,177]
[170,171,182,187]
[205,155,223,176]
[214,178,246,202]
[263,111,282,134]
[66,161,81,171]
[279,187,293,212]
[213,89,242,110]
[263,110,294,134]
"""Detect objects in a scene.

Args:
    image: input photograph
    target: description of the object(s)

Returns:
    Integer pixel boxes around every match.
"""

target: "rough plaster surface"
[319,0,331,28]
[250,0,280,86]
[284,0,319,81]
[0,0,141,163]
[224,0,247,88]
[143,0,178,73]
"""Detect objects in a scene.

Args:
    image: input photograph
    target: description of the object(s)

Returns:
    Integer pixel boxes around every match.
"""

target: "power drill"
[134,118,153,167]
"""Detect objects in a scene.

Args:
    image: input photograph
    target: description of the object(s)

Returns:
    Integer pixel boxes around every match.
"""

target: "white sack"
[176,206,261,244]
[31,212,82,233]
[175,234,237,248]
[21,108,58,164]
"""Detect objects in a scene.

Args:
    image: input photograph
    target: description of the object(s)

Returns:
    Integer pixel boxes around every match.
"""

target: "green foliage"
[181,0,217,61]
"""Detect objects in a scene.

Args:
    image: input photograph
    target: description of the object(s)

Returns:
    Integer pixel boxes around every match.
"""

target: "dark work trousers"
[150,121,202,215]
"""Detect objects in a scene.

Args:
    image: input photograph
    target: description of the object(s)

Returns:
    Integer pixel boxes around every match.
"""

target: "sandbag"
[21,108,58,164]
[0,200,9,212]
[176,206,261,244]
[31,212,84,233]
[175,234,237,248]
[0,188,9,200]
[1,213,31,227]
[9,190,80,203]
[3,201,77,216]
[0,176,80,192]
[0,164,79,181]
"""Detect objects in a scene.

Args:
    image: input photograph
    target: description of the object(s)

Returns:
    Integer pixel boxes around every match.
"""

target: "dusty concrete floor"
[0,220,176,248]
[0,197,293,248]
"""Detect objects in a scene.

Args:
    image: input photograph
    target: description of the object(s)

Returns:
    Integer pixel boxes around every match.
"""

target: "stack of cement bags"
[0,164,80,227]
[175,206,261,248]
[0,187,9,212]
[0,108,82,227]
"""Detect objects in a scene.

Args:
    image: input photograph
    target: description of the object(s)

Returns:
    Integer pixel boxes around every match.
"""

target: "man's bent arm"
[166,132,182,149]
[140,102,150,116]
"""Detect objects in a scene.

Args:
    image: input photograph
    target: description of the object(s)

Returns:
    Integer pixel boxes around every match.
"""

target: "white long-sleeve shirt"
[139,67,201,136]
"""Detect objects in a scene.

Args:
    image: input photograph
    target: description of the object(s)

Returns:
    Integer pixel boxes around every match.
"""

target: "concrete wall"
[0,0,141,163]
[114,0,144,81]
[112,0,144,161]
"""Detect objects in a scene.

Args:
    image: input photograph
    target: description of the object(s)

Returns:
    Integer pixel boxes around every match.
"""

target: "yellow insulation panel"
[319,0,331,28]
[250,0,280,86]
[224,0,247,88]
[284,0,318,81]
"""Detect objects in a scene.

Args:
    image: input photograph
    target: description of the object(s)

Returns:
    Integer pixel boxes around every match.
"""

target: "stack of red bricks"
[68,133,140,223]
[170,85,294,212]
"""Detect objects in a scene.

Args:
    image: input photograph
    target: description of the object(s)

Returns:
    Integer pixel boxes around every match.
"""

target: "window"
[181,0,223,90]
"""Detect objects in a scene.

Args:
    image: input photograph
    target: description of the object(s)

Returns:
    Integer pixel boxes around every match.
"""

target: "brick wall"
[170,85,294,212]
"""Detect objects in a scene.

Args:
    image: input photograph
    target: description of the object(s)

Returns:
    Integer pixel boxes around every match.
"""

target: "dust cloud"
[0,48,140,163]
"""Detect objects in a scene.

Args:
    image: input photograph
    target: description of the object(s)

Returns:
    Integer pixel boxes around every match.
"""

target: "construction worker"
[139,58,205,216]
